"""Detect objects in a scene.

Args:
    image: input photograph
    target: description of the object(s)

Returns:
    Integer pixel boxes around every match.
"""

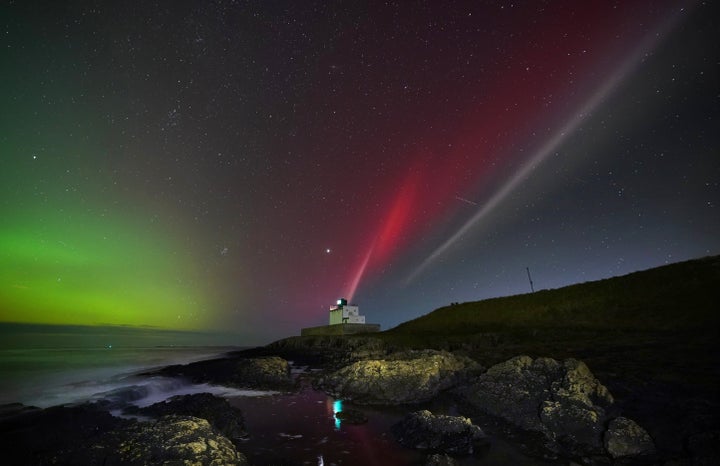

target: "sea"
[0,324,559,465]
[0,323,253,408]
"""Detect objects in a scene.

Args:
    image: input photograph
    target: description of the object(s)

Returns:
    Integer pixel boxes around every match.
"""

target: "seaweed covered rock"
[0,405,247,465]
[455,356,615,455]
[90,415,248,465]
[317,350,482,404]
[124,393,247,442]
[392,410,487,455]
[158,355,294,390]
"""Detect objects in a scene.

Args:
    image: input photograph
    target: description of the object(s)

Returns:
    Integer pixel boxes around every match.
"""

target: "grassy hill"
[264,255,719,456]
[386,255,720,336]
[377,255,720,454]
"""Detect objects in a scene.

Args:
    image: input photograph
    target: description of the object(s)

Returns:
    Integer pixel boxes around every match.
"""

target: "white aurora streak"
[406,6,691,284]
[346,241,375,301]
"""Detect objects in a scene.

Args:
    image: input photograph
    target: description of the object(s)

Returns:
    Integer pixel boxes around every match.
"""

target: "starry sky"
[1,1,718,345]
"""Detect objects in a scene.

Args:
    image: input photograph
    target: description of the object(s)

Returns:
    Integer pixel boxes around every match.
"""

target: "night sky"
[2,1,718,345]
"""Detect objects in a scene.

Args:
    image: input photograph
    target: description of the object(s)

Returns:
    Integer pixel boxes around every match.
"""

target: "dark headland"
[1,255,718,465]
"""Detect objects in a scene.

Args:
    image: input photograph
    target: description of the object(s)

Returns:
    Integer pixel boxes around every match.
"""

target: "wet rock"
[540,398,607,452]
[0,403,126,466]
[158,355,295,390]
[335,407,368,424]
[0,402,40,419]
[124,393,248,441]
[425,453,458,466]
[256,335,390,369]
[603,416,656,459]
[93,377,188,410]
[317,350,482,404]
[89,415,248,465]
[455,356,614,455]
[392,409,487,455]
[232,356,293,388]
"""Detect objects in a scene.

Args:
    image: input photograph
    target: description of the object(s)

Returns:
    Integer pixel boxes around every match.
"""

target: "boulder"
[0,404,247,465]
[246,335,389,369]
[124,393,247,441]
[89,415,248,465]
[540,398,606,451]
[335,407,368,424]
[392,410,487,455]
[317,350,482,404]
[158,355,295,390]
[455,356,614,455]
[603,416,656,459]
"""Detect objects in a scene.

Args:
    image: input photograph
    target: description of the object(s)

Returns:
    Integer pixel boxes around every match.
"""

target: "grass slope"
[387,255,720,335]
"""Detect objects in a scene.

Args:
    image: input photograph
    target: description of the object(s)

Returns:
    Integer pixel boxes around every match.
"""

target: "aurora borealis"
[2,1,718,345]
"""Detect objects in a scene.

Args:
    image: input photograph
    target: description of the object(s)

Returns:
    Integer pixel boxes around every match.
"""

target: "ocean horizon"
[0,322,250,408]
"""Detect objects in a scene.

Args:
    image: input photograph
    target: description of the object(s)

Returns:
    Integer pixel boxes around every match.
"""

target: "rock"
[158,355,295,390]
[93,378,189,410]
[0,403,248,465]
[246,335,390,369]
[0,402,40,419]
[89,415,248,465]
[0,403,126,465]
[124,393,247,441]
[335,407,368,424]
[455,356,614,455]
[231,356,293,388]
[603,416,656,459]
[392,410,487,455]
[686,430,720,465]
[425,453,458,466]
[317,350,482,404]
[540,398,606,451]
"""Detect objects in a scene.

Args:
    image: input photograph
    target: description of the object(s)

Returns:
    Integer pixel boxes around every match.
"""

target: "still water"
[229,375,562,466]
[230,385,425,466]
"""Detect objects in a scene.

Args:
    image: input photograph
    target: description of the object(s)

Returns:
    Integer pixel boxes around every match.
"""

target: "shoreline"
[1,328,718,465]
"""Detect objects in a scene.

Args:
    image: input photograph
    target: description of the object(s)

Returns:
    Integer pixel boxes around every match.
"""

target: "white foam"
[128,382,279,408]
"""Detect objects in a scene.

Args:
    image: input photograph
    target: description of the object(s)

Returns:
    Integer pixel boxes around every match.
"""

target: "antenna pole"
[526,267,535,293]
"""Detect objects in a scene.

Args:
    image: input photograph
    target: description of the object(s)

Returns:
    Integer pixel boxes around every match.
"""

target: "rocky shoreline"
[1,335,718,465]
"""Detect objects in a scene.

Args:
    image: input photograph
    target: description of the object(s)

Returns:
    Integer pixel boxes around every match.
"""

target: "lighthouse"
[329,298,365,325]
[301,298,381,336]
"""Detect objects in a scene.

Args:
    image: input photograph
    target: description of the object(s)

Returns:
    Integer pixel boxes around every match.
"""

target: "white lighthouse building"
[301,297,381,336]
[329,298,365,325]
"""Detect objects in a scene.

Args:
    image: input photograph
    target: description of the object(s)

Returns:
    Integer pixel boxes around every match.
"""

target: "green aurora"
[0,16,220,332]
[0,209,208,329]
[0,88,212,330]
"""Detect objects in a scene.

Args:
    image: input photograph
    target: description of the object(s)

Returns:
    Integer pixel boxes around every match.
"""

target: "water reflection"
[332,398,343,430]
[228,385,556,465]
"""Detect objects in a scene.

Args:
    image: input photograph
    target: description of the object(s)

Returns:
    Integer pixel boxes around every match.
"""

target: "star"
[0,0,716,345]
